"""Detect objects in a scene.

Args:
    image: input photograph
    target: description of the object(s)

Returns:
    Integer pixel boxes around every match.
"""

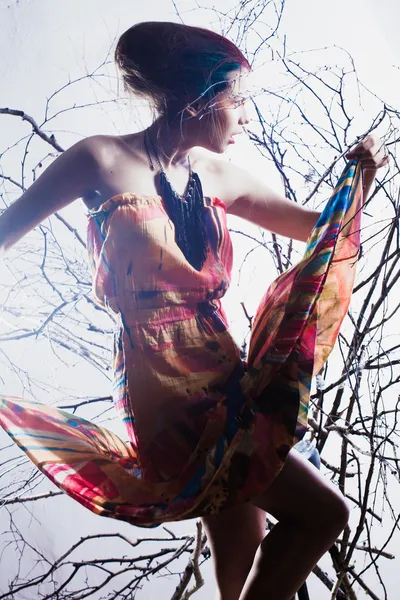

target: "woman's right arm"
[0,136,103,255]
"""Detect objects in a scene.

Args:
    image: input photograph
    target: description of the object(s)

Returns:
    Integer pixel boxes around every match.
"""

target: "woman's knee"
[288,484,349,537]
[321,487,350,532]
[251,449,350,532]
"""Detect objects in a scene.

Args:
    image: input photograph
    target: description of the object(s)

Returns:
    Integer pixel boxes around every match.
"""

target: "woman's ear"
[185,100,206,119]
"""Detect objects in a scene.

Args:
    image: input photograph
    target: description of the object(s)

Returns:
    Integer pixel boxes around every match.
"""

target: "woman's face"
[195,68,252,153]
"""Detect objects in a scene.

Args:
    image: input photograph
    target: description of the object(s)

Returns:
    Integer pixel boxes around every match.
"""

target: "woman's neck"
[146,117,194,169]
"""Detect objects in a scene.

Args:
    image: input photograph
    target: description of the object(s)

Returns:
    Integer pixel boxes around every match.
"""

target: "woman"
[0,21,388,600]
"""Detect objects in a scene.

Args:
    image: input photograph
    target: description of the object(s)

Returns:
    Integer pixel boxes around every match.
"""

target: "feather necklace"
[143,129,209,271]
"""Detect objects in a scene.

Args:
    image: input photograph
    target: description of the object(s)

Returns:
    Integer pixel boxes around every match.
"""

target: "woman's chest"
[82,136,236,211]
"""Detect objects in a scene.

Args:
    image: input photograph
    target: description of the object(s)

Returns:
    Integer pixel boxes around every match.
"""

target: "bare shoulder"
[79,133,148,208]
[83,133,139,168]
[192,151,252,208]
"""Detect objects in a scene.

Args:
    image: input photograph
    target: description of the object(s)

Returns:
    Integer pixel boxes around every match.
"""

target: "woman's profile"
[0,21,389,600]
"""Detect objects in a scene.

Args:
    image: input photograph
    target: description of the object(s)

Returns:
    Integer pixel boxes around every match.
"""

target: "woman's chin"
[201,139,229,154]
[207,144,226,155]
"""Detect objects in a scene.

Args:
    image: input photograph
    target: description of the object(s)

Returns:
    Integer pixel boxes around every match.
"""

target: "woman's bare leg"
[202,502,266,600]
[239,449,350,600]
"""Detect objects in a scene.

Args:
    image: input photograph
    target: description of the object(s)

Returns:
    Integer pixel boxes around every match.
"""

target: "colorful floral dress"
[0,160,363,527]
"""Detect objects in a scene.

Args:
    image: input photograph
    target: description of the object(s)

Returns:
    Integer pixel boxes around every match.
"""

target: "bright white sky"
[0,0,399,598]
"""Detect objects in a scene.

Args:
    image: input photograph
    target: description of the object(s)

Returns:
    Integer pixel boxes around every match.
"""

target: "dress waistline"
[110,300,222,327]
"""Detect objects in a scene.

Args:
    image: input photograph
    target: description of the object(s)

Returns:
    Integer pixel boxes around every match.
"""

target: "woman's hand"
[346,134,389,204]
[346,134,389,170]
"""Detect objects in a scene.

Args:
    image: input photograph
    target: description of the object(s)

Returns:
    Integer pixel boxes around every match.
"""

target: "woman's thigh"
[251,448,349,526]
[202,502,266,579]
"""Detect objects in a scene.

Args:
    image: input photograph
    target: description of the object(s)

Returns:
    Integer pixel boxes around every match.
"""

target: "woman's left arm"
[226,134,389,243]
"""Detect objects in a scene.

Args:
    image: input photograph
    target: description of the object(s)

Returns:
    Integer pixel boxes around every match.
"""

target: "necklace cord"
[143,129,209,271]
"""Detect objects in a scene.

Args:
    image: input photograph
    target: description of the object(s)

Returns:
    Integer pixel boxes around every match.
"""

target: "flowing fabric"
[0,160,363,527]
